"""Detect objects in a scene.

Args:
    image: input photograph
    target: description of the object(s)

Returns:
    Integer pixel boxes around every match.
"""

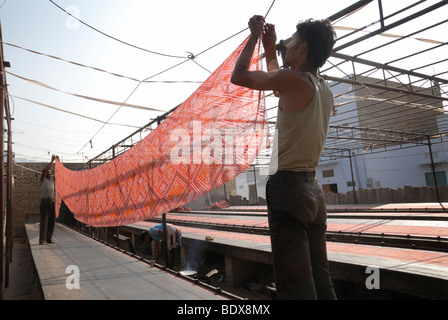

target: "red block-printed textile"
[55,37,268,226]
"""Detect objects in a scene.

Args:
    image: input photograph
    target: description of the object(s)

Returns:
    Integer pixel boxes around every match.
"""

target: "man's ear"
[298,41,308,54]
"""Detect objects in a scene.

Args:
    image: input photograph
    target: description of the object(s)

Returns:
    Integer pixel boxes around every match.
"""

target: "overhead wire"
[76,57,192,153]
[48,0,188,59]
[13,162,42,174]
[15,152,54,162]
[11,95,141,129]
[2,41,203,84]
[9,1,446,163]
[193,0,275,59]
[13,0,278,156]
[4,41,201,155]
[14,118,135,136]
[7,71,164,112]
[77,0,277,154]
[16,129,89,145]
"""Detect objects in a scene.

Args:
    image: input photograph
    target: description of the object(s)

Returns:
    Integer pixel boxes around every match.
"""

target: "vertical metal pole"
[253,166,259,205]
[223,183,227,202]
[427,136,441,204]
[155,115,170,267]
[348,150,358,204]
[155,116,169,267]
[162,213,169,268]
[4,90,12,288]
[377,0,385,28]
[0,24,5,299]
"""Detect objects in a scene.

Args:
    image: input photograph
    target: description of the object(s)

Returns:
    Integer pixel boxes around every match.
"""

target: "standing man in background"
[39,155,58,245]
[231,15,337,299]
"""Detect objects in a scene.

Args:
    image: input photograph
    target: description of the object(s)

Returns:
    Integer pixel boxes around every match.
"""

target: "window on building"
[425,171,447,187]
[322,183,338,193]
[322,169,334,178]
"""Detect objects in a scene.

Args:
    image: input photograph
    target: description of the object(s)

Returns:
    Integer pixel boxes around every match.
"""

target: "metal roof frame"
[82,0,448,172]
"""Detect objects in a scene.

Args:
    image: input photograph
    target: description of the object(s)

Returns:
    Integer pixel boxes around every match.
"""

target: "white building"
[235,77,448,201]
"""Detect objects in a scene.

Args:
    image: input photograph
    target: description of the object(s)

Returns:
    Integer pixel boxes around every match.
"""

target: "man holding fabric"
[39,155,59,245]
[231,16,337,299]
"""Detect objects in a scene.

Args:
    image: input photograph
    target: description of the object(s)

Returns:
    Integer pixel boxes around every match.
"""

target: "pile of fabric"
[205,200,230,210]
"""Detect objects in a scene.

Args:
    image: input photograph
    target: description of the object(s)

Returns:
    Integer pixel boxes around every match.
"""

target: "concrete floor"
[1,235,424,300]
[3,237,43,300]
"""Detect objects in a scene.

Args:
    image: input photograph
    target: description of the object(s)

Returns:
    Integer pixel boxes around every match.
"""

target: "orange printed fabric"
[55,37,268,226]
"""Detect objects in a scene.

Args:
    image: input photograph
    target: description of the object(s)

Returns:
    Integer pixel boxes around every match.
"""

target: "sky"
[1,0,446,163]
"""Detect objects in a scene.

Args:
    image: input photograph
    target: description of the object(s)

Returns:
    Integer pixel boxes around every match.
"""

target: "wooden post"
[0,21,5,299]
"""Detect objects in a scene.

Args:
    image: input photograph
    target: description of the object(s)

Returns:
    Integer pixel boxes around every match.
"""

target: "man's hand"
[262,23,276,49]
[261,23,280,97]
[248,15,265,38]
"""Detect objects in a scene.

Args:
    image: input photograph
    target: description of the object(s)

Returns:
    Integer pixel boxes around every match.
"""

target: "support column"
[348,150,358,204]
[427,136,441,204]
[0,22,5,298]
[162,213,169,268]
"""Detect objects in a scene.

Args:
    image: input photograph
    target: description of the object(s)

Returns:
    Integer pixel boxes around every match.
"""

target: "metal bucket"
[180,270,197,278]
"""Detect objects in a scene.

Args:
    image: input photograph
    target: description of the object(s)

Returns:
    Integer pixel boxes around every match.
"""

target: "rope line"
[3,41,203,84]
[7,71,164,112]
[50,0,277,154]
[49,0,188,59]
[77,58,191,153]
[12,95,141,129]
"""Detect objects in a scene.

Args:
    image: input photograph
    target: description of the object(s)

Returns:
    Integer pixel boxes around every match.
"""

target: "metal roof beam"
[329,52,448,86]
[322,74,448,103]
[333,0,448,52]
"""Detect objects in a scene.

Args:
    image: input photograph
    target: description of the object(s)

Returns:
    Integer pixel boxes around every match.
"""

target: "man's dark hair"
[140,231,151,242]
[295,19,336,69]
[140,231,153,254]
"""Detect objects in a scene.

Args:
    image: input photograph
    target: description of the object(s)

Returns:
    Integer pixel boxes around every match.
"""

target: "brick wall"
[324,185,448,205]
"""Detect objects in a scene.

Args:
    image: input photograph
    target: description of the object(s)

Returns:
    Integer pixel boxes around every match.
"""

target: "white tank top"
[41,176,55,200]
[269,72,333,174]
